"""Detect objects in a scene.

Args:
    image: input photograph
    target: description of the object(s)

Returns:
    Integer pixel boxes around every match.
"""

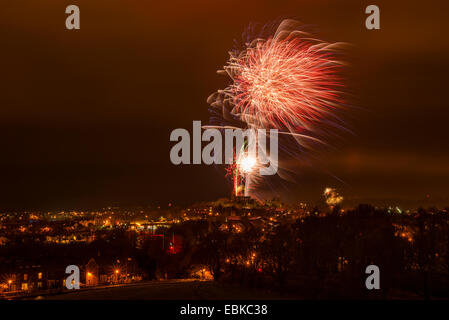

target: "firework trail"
[224,143,264,197]
[207,19,347,198]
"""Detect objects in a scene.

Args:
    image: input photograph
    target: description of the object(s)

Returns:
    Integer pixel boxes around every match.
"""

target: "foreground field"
[42,280,299,300]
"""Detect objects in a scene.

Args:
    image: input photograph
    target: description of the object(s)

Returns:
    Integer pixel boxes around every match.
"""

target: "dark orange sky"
[1,0,449,209]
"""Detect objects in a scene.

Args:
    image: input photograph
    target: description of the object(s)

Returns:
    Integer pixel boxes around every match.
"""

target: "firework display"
[208,19,346,197]
[323,187,344,207]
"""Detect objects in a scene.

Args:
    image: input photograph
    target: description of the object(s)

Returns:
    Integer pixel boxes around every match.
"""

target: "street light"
[86,272,92,285]
[114,269,120,283]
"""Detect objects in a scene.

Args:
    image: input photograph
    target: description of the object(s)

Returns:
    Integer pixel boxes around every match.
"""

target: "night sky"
[1,0,449,210]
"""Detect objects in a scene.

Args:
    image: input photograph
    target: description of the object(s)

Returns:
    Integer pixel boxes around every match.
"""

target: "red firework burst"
[223,24,345,135]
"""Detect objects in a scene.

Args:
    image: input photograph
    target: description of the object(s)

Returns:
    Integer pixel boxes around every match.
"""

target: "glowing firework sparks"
[324,187,343,207]
[226,150,261,197]
[215,20,345,137]
[208,19,347,198]
[232,39,342,132]
[238,155,256,173]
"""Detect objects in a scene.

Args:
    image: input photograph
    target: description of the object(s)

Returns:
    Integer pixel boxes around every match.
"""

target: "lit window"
[38,272,42,279]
